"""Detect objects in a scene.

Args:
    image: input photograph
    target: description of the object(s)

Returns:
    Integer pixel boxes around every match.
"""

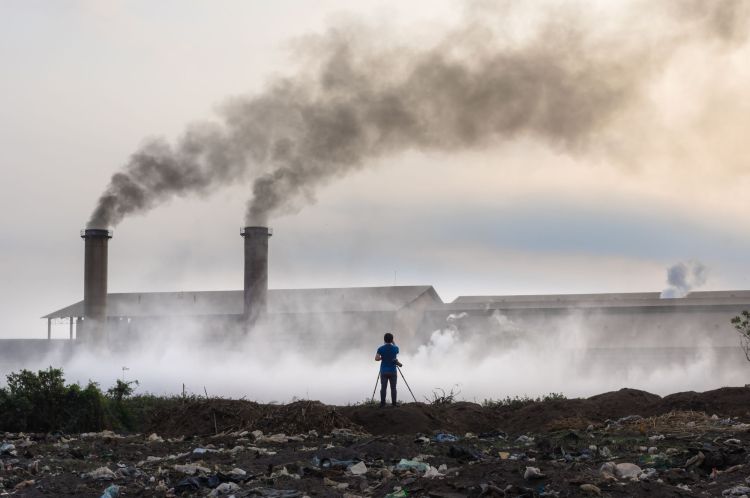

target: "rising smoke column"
[660,260,708,298]
[87,1,749,228]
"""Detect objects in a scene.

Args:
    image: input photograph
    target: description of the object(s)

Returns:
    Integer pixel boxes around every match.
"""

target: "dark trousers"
[380,372,397,406]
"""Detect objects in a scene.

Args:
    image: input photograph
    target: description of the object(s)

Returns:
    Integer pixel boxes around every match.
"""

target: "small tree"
[731,311,750,361]
[107,379,139,402]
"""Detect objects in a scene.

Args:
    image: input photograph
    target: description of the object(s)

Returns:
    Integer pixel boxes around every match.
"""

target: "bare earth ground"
[4,387,750,497]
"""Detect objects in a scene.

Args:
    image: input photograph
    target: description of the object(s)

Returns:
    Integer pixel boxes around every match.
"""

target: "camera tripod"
[370,365,418,404]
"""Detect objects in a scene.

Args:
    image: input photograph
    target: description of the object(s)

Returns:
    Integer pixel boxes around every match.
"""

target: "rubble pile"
[2,387,750,496]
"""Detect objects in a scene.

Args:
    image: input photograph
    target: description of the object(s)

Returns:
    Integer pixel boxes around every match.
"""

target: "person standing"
[375,332,401,407]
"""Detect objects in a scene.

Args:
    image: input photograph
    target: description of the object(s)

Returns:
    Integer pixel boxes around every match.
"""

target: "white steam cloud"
[4,307,743,404]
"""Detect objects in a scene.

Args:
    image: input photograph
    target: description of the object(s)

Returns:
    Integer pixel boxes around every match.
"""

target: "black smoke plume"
[87,1,749,228]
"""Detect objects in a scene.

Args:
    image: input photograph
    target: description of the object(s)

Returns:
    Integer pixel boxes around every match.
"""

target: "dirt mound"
[142,386,750,437]
[662,387,750,417]
[587,388,662,416]
[344,402,502,436]
[254,400,356,434]
[144,398,263,436]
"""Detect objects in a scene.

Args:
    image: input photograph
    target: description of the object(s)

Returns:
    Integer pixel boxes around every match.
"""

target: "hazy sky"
[2,0,750,339]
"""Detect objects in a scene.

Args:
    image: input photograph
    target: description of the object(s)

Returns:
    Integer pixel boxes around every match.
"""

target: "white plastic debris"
[147,433,163,443]
[88,467,116,480]
[638,468,658,480]
[259,433,288,443]
[524,466,545,480]
[210,482,240,496]
[723,485,750,496]
[229,467,247,478]
[615,463,642,479]
[423,466,443,479]
[0,443,16,456]
[349,462,368,475]
[174,463,210,475]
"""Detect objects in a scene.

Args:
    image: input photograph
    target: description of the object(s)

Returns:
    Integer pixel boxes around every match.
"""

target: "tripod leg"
[371,371,380,403]
[397,366,418,403]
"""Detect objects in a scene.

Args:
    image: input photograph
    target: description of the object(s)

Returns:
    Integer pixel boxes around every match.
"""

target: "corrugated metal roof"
[446,290,750,310]
[42,286,439,318]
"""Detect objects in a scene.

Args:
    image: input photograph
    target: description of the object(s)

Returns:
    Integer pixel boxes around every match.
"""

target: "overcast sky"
[2,0,750,339]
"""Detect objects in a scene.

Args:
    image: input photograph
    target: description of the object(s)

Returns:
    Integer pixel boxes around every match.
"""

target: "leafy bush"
[0,367,107,433]
[107,379,139,402]
[0,367,159,433]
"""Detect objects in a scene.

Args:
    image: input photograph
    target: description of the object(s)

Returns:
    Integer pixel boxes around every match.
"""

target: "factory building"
[42,286,442,350]
[22,226,750,361]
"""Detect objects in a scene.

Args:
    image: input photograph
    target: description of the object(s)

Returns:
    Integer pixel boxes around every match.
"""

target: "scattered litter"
[258,433,288,443]
[722,485,750,496]
[579,483,601,495]
[600,462,642,480]
[349,461,368,475]
[423,466,444,478]
[614,463,642,479]
[524,466,545,480]
[174,463,211,475]
[434,433,458,443]
[174,477,201,493]
[639,468,658,480]
[147,433,163,443]
[88,467,116,480]
[385,491,408,498]
[395,459,429,472]
[331,428,358,438]
[685,451,705,468]
[229,467,247,478]
[245,489,302,497]
[210,482,240,496]
[448,445,484,461]
[100,484,119,498]
[14,480,35,490]
[0,443,17,456]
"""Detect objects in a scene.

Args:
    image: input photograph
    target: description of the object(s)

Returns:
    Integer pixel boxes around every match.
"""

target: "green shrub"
[0,368,111,433]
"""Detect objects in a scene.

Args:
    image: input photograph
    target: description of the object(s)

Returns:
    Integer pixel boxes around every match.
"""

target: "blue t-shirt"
[377,343,400,373]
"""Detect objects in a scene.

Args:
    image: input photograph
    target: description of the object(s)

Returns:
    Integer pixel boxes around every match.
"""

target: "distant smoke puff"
[660,261,708,298]
[87,1,750,228]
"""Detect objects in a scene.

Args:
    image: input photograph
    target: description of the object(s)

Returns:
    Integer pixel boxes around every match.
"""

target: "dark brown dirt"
[142,387,750,437]
[6,386,750,497]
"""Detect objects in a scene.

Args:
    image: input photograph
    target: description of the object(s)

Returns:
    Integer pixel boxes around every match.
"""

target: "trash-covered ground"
[4,387,750,497]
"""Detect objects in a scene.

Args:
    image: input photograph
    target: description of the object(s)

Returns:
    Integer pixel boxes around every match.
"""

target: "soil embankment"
[143,387,750,437]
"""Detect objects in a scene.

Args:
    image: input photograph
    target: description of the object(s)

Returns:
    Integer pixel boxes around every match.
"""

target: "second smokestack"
[240,226,271,327]
[81,228,112,343]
